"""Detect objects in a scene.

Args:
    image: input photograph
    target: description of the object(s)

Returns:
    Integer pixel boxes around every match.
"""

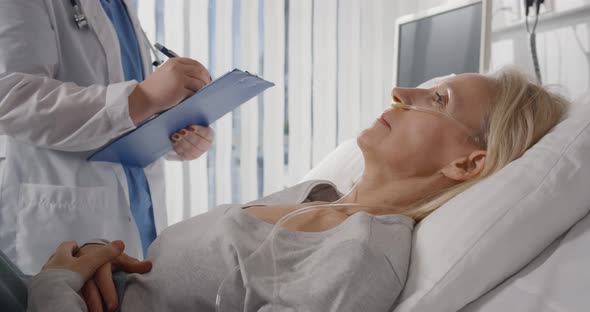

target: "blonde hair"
[404,67,569,221]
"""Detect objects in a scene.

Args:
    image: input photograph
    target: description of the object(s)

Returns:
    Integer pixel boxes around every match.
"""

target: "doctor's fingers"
[189,125,215,143]
[172,143,188,160]
[182,141,207,160]
[176,58,211,81]
[170,58,210,85]
[182,74,208,94]
[82,280,104,312]
[182,131,212,153]
[172,140,203,160]
[173,134,208,160]
[172,141,193,160]
[183,66,210,84]
[171,126,214,143]
[176,57,206,67]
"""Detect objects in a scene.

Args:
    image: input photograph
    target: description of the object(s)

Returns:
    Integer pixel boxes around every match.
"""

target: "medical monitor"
[393,0,491,88]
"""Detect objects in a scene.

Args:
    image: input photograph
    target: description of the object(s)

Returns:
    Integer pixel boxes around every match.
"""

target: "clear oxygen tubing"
[214,180,401,311]
[390,102,484,147]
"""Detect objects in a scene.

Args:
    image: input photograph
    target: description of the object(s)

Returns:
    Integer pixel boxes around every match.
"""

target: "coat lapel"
[79,0,124,83]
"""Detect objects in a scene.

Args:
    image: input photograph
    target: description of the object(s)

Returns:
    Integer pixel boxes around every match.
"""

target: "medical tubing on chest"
[215,183,399,311]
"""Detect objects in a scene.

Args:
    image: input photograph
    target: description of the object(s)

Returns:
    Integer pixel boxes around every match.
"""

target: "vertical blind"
[136,0,397,226]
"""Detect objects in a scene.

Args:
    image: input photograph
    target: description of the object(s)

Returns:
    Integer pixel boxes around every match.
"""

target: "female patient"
[26,68,568,312]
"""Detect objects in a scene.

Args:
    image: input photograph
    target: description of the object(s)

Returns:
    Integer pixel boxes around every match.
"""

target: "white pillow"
[303,88,590,311]
[301,139,363,193]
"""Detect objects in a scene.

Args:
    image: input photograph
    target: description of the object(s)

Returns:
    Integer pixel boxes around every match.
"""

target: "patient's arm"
[27,269,88,312]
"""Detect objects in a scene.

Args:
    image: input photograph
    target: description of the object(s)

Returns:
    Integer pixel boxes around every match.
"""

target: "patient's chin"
[356,130,372,151]
[356,131,384,161]
[357,123,385,149]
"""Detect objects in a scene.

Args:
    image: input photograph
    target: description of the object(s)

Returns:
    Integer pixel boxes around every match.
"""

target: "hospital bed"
[302,90,590,311]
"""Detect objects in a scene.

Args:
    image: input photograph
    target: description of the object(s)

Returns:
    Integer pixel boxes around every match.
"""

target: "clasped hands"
[42,240,150,312]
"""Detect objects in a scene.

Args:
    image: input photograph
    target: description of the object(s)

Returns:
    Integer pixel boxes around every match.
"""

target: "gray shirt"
[27,180,414,312]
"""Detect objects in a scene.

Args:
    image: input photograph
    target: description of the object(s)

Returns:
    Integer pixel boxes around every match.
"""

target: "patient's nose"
[392,87,432,107]
[391,87,415,105]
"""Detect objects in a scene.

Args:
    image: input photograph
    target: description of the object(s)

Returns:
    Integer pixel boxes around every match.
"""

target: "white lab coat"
[0,0,168,275]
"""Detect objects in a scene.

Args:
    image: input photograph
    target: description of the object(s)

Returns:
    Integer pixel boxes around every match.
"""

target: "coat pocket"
[16,183,110,274]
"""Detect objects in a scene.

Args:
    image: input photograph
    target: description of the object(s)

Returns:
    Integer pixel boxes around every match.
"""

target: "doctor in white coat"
[0,0,213,275]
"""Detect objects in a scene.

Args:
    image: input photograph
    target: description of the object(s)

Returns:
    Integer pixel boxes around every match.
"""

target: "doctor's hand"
[128,57,211,126]
[75,242,152,312]
[168,125,215,161]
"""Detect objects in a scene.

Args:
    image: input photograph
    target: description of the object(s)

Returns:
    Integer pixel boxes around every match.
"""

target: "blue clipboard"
[88,69,274,168]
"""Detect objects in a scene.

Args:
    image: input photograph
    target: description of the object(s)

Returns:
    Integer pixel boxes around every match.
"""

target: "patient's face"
[357,73,496,178]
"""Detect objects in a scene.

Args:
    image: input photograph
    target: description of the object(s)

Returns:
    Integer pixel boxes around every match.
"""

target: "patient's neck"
[338,167,445,215]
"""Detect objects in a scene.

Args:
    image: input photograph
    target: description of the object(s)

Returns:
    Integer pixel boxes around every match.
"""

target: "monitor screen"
[397,2,482,88]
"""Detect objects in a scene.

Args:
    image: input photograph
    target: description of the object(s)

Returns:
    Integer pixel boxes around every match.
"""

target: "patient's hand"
[75,242,152,312]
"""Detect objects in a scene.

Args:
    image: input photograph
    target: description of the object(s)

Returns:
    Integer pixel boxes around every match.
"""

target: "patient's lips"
[378,113,391,129]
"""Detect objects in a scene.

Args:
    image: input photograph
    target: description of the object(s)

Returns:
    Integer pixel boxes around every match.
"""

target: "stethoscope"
[70,0,164,67]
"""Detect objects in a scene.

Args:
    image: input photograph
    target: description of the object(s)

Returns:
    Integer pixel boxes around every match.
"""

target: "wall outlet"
[522,0,554,17]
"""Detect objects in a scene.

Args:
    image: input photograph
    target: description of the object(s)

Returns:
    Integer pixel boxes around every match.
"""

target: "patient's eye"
[434,91,448,108]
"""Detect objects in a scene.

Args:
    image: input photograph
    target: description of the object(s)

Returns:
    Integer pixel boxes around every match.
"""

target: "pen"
[154,43,179,58]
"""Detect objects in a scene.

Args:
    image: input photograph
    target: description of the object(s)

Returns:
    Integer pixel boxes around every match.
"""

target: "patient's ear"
[440,150,486,182]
